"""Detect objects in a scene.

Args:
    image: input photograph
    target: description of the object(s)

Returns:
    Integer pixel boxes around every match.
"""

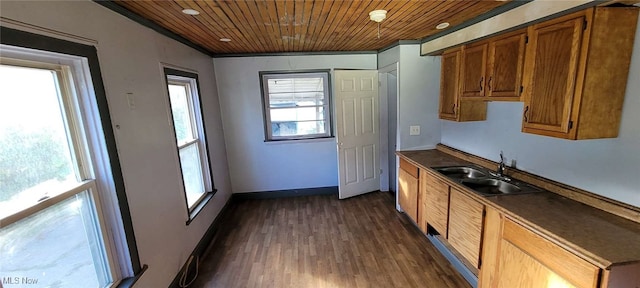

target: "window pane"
[0,191,110,287]
[269,92,325,108]
[272,121,326,137]
[168,84,195,145]
[271,107,326,122]
[267,77,323,94]
[0,65,78,218]
[179,144,205,207]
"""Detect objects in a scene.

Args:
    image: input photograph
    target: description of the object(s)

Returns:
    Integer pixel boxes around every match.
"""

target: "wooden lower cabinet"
[421,172,450,237]
[479,207,600,288]
[448,187,485,268]
[398,158,419,224]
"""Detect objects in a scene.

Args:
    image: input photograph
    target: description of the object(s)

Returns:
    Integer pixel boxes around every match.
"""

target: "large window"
[0,47,132,286]
[164,68,214,219]
[260,71,332,141]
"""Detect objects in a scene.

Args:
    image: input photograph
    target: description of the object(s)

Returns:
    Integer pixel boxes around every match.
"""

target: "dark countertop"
[397,149,640,269]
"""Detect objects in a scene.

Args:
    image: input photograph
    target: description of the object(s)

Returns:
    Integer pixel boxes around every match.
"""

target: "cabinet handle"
[524,106,530,122]
[479,77,484,92]
[488,76,493,92]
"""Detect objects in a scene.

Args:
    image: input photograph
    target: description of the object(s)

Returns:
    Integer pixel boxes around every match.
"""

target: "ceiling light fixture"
[436,22,450,30]
[182,9,200,15]
[219,38,231,42]
[369,10,387,39]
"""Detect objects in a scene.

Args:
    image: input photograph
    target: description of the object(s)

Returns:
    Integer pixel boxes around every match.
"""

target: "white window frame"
[260,70,333,141]
[164,68,214,221]
[0,45,133,287]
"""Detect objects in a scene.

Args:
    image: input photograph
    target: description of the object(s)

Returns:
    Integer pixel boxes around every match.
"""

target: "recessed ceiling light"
[182,9,200,15]
[219,38,231,42]
[436,22,450,30]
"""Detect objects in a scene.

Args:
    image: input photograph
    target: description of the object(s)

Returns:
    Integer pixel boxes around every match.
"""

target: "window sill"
[264,136,335,145]
[186,189,217,225]
[116,264,148,288]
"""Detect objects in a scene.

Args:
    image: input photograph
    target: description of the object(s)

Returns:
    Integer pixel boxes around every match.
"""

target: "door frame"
[378,63,400,208]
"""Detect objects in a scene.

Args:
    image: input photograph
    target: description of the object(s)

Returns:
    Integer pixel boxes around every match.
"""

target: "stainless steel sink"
[460,178,522,195]
[435,166,487,180]
[433,165,543,197]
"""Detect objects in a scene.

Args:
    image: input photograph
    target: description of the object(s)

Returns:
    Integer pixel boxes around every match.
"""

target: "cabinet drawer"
[399,158,419,178]
[502,219,599,288]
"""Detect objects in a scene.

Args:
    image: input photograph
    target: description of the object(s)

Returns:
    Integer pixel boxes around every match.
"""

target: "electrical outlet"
[409,125,420,136]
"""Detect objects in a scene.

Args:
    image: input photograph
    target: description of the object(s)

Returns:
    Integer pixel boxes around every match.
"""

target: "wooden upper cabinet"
[486,30,527,100]
[460,43,488,98]
[522,7,639,139]
[439,48,487,122]
[448,187,485,269]
[439,48,461,120]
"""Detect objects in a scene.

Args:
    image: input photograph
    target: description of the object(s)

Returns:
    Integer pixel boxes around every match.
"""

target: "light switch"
[126,92,136,110]
[410,125,420,136]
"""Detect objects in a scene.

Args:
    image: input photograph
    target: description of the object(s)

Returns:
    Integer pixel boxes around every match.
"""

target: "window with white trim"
[164,68,214,218]
[260,71,332,141]
[0,52,125,287]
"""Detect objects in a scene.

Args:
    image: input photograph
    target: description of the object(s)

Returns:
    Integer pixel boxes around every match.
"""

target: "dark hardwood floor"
[191,191,470,288]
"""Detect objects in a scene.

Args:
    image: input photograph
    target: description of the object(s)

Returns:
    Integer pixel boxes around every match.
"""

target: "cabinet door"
[495,219,599,288]
[487,31,526,100]
[448,188,484,268]
[422,172,450,236]
[460,43,488,98]
[522,16,585,134]
[398,159,419,223]
[439,49,461,120]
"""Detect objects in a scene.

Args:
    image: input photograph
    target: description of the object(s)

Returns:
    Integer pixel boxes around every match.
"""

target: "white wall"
[0,1,232,287]
[441,20,640,208]
[397,45,442,150]
[214,55,377,193]
[379,44,442,151]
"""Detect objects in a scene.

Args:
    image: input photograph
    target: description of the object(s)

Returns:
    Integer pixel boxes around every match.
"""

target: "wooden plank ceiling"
[112,0,510,55]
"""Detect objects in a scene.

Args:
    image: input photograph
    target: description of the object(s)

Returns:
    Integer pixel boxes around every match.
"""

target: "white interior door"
[335,70,380,199]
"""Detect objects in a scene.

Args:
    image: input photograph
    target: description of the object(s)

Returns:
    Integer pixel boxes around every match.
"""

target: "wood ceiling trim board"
[263,0,285,52]
[314,1,354,51]
[183,0,231,50]
[235,0,275,52]
[204,2,249,53]
[95,1,211,55]
[192,1,238,53]
[217,1,261,53]
[123,1,214,48]
[328,1,371,51]
[274,0,290,51]
[300,0,321,51]
[215,0,262,53]
[303,0,334,51]
[293,0,306,52]
[351,0,419,51]
[332,0,379,51]
[203,1,250,53]
[254,0,282,53]
[285,0,296,51]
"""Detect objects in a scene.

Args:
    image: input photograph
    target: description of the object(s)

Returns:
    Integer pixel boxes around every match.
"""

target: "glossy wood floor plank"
[192,192,470,288]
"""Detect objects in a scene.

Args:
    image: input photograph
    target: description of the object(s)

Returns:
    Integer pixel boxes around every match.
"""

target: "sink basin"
[434,166,488,180]
[433,165,543,197]
[461,179,522,195]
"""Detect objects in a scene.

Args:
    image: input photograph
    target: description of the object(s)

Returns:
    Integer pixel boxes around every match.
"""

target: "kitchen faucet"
[497,151,506,177]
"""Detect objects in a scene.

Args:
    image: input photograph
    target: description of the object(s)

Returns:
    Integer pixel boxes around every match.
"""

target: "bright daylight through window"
[260,71,332,141]
[165,69,213,215]
[0,59,113,286]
